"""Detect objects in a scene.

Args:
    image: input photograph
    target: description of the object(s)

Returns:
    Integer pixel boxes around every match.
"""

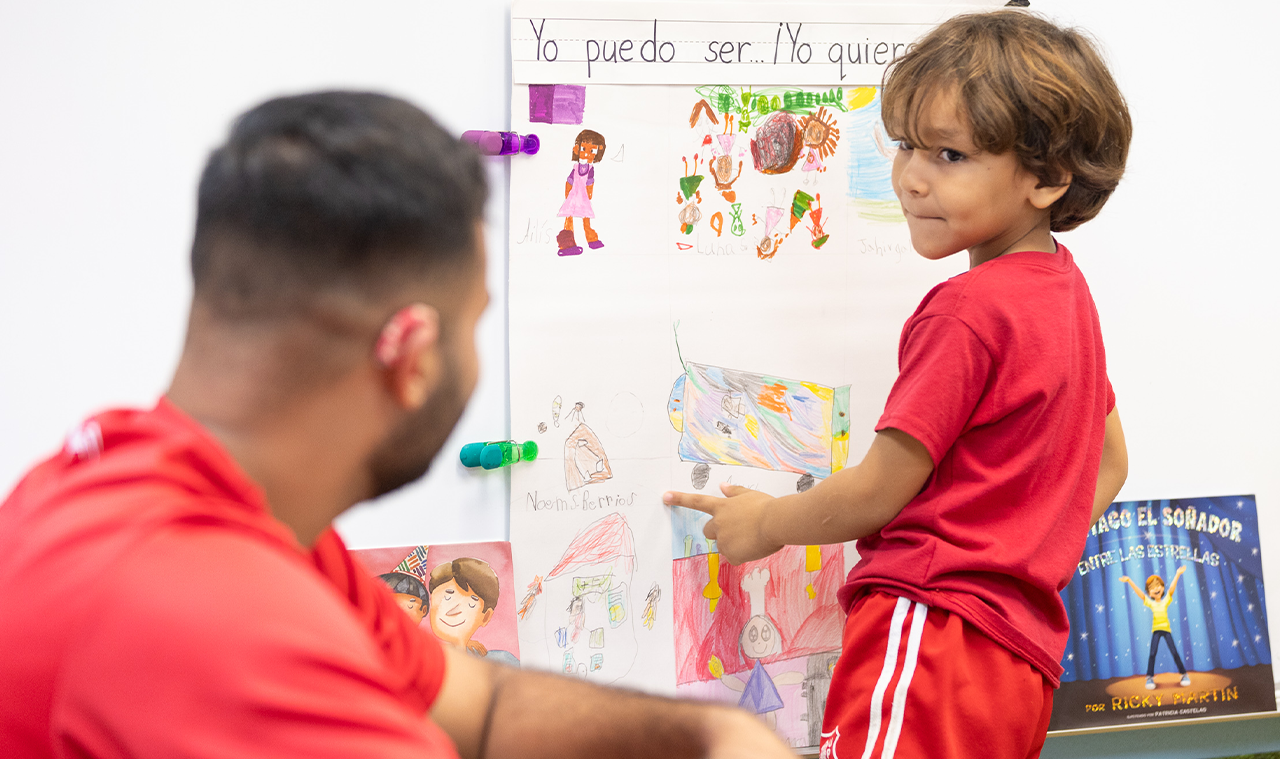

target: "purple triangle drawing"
[717,134,735,154]
[737,660,785,714]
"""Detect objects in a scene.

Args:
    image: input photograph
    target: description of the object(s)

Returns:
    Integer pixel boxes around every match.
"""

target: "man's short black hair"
[191,91,487,317]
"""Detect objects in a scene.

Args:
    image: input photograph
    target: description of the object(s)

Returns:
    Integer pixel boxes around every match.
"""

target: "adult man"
[0,92,792,759]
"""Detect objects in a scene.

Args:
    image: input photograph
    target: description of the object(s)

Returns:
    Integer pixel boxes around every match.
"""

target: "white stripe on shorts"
[860,597,911,759]
[881,601,929,758]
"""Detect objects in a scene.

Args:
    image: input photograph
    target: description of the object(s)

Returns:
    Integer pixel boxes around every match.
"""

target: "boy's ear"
[1030,171,1073,210]
[479,608,494,627]
[374,303,442,410]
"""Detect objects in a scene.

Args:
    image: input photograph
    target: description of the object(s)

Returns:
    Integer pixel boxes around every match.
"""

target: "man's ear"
[374,303,442,409]
[1030,171,1073,210]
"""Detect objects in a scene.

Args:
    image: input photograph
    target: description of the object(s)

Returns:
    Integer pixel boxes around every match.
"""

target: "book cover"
[1050,496,1274,731]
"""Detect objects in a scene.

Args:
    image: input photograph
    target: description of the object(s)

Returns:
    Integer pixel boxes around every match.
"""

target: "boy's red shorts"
[820,591,1053,759]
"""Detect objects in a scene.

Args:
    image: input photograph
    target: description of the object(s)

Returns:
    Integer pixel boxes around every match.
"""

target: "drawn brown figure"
[709,154,743,202]
[563,402,612,490]
[798,107,841,175]
[557,129,607,256]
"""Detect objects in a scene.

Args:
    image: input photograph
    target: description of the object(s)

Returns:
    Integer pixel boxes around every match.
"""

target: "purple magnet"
[461,131,540,156]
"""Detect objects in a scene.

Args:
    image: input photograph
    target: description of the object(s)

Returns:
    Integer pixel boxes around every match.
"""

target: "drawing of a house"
[533,513,638,683]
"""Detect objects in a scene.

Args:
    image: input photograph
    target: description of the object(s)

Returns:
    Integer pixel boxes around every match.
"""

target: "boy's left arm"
[664,427,933,564]
[1090,406,1129,524]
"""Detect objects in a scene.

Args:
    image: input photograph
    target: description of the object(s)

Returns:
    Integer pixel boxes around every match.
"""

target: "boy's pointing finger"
[663,490,721,515]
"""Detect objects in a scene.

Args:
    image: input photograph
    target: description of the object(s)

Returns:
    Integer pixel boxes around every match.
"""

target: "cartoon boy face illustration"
[377,571,429,626]
[430,578,494,644]
[428,558,501,655]
[396,594,427,624]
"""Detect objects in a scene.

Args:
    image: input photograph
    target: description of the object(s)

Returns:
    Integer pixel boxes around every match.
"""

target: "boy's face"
[890,88,1058,268]
[429,578,494,646]
[1148,582,1165,601]
[392,593,427,625]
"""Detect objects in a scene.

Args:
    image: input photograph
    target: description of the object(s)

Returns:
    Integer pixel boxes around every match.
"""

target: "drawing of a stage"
[667,361,851,486]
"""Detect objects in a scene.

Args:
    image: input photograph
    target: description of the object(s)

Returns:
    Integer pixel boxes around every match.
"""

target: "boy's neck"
[968,217,1056,269]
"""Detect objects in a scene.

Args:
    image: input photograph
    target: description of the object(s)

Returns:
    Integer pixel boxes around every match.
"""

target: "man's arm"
[663,427,934,565]
[430,647,794,759]
[1090,407,1128,524]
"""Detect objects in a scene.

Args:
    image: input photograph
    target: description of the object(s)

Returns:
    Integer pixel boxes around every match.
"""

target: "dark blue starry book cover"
[1050,495,1275,731]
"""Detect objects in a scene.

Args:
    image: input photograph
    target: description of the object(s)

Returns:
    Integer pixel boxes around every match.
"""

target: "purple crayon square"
[529,84,586,125]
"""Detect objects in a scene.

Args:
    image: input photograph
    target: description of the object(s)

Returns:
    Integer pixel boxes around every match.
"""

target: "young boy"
[665,10,1131,758]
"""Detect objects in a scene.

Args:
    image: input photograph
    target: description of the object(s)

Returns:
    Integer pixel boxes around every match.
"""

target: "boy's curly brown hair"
[882,10,1132,232]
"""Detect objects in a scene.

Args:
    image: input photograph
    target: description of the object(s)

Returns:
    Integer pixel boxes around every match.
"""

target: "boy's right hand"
[663,483,783,565]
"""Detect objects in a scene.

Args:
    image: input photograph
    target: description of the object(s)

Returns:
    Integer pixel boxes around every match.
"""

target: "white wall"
[3,0,1279,673]
[0,0,515,546]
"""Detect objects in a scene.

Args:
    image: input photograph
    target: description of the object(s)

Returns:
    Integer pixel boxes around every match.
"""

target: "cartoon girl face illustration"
[573,136,605,163]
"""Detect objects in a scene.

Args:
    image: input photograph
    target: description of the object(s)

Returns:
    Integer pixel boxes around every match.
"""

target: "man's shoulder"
[93,526,371,650]
[54,527,394,718]
[39,527,455,758]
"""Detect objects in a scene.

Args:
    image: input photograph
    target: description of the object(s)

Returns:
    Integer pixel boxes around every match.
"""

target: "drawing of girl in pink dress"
[557,129,606,256]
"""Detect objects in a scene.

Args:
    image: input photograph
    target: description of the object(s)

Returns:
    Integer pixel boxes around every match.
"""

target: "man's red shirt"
[0,399,458,758]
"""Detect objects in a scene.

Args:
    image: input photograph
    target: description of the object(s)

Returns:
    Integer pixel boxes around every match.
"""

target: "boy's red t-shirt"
[0,399,458,758]
[840,244,1114,686]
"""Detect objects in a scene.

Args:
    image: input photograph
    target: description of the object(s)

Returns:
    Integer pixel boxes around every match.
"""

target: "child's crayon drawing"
[556,129,607,256]
[668,359,850,487]
[673,544,845,748]
[678,86,854,259]
[518,513,640,683]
